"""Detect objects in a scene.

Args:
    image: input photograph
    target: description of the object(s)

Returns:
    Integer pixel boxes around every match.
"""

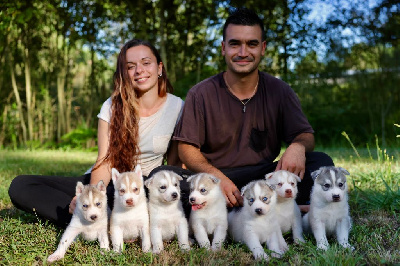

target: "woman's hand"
[69,196,77,214]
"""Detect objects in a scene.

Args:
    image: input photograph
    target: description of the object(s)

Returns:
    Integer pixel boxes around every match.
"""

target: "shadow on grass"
[0,207,42,225]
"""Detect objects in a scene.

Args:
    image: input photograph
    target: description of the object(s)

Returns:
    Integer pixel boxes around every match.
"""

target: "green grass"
[0,148,399,265]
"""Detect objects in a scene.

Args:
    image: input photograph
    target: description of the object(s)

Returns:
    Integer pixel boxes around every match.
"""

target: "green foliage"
[342,133,400,216]
[172,65,219,99]
[0,0,399,150]
[60,124,97,150]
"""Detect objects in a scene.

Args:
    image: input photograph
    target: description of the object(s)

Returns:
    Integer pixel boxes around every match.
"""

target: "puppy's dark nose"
[332,194,341,201]
[189,197,196,203]
[90,215,97,221]
[255,208,263,215]
[172,192,178,199]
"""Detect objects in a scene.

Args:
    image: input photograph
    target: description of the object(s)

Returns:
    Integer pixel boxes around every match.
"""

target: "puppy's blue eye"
[249,198,254,203]
[338,183,343,187]
[96,202,101,206]
[324,184,330,188]
[200,188,206,193]
[262,197,268,201]
[83,204,88,208]
[160,185,166,190]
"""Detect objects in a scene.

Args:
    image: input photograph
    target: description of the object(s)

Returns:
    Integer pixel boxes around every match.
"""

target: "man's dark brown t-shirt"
[173,71,314,169]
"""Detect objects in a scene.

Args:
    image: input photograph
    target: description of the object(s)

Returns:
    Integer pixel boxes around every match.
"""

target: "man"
[152,7,333,212]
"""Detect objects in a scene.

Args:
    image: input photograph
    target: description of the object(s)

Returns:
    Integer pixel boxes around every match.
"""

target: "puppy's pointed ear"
[186,175,195,183]
[264,172,274,180]
[144,176,153,188]
[240,184,249,196]
[292,173,302,183]
[111,168,120,184]
[96,180,107,195]
[174,173,183,181]
[265,172,275,187]
[311,168,322,181]
[134,164,143,178]
[76,182,85,196]
[208,174,220,184]
[337,167,350,175]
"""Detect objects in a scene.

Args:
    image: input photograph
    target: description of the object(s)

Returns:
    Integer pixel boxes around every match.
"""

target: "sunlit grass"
[0,148,399,265]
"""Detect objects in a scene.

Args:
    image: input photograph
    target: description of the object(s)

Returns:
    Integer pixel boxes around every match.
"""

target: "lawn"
[0,148,399,265]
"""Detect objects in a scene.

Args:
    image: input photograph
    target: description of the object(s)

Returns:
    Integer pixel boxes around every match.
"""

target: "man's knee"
[306,151,334,171]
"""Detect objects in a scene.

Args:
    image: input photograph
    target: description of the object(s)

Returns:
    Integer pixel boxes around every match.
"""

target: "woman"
[8,39,184,228]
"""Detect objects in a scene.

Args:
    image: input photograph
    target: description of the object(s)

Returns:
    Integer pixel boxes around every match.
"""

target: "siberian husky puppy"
[228,180,288,261]
[303,166,353,251]
[187,173,227,251]
[47,181,109,263]
[144,170,190,253]
[110,165,151,253]
[265,170,305,243]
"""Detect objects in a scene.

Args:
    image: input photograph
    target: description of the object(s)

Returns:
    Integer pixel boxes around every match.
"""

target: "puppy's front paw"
[211,244,222,252]
[100,247,110,255]
[142,243,151,253]
[180,243,191,252]
[254,251,270,261]
[294,236,306,244]
[270,251,282,258]
[316,242,329,251]
[152,247,162,254]
[47,252,64,263]
[340,242,354,251]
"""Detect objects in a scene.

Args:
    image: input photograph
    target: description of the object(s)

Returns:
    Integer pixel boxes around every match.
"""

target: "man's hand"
[69,196,77,214]
[219,177,243,208]
[275,142,306,179]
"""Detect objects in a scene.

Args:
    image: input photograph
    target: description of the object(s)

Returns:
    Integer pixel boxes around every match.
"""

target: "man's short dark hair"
[222,7,265,41]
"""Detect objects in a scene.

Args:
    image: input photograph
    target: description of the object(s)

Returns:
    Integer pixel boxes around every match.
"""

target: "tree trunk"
[57,67,67,140]
[0,104,9,147]
[23,45,34,141]
[9,52,27,145]
[57,37,68,140]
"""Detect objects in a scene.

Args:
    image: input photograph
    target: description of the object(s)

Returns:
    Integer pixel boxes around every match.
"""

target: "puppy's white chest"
[81,222,105,241]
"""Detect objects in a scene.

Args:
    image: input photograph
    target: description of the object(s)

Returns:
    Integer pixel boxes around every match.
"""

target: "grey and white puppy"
[228,180,288,261]
[145,170,190,253]
[302,166,354,251]
[187,173,227,251]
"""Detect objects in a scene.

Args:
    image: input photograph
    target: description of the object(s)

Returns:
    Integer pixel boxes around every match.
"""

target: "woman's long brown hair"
[97,39,173,172]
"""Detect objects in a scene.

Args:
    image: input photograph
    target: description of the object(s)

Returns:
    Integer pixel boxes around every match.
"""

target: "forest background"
[0,0,399,150]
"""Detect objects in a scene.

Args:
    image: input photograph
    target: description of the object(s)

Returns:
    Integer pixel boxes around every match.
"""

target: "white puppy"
[47,181,109,263]
[144,170,190,253]
[265,170,305,243]
[228,180,288,261]
[303,166,353,251]
[187,173,227,251]
[110,165,151,253]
